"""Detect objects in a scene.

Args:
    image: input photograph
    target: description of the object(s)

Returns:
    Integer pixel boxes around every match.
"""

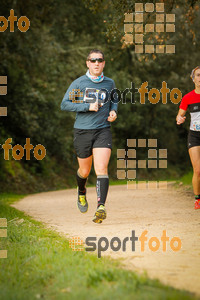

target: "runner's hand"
[176,115,186,125]
[89,102,99,112]
[107,110,117,122]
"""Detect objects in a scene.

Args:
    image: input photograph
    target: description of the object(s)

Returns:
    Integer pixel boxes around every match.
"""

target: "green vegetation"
[0,193,198,300]
[176,170,193,195]
[0,0,199,193]
[180,171,193,186]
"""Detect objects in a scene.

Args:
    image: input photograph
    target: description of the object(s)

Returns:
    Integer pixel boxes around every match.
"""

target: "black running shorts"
[73,127,112,158]
[188,130,200,149]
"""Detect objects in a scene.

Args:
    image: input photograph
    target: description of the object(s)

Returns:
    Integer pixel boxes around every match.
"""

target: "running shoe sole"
[92,208,106,223]
[77,200,88,213]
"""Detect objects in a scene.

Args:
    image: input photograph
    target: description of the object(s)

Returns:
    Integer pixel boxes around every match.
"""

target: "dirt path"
[12,184,200,296]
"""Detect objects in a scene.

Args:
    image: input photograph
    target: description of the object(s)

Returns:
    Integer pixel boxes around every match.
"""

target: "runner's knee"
[95,165,108,175]
[79,168,90,178]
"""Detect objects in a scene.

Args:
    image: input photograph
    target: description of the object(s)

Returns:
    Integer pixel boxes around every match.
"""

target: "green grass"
[109,179,127,185]
[109,179,178,186]
[0,194,198,300]
[180,171,193,186]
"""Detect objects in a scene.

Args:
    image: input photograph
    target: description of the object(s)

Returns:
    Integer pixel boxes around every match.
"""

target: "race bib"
[193,121,200,131]
[83,88,107,106]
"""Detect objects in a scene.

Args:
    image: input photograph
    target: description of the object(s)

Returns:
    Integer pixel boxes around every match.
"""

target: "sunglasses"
[88,58,104,63]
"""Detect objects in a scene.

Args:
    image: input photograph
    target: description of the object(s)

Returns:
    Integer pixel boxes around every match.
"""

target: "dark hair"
[87,49,104,60]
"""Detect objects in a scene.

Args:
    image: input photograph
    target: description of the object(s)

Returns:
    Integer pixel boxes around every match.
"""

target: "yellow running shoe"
[77,189,88,213]
[92,205,106,223]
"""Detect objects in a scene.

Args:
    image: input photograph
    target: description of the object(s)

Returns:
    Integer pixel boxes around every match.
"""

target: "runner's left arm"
[110,80,118,114]
[107,81,118,122]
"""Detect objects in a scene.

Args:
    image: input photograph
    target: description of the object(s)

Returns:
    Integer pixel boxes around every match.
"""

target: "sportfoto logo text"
[69,230,181,258]
[1,138,46,160]
[0,9,30,32]
[69,81,181,105]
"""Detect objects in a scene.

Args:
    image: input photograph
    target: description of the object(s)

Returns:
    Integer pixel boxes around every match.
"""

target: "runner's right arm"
[176,108,186,125]
[176,93,189,125]
[61,80,98,112]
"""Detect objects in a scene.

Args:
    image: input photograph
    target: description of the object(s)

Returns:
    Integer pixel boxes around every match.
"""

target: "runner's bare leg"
[77,155,93,178]
[93,148,111,175]
[189,146,200,195]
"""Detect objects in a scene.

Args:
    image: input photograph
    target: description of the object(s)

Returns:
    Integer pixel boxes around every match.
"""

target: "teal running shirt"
[61,75,118,129]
